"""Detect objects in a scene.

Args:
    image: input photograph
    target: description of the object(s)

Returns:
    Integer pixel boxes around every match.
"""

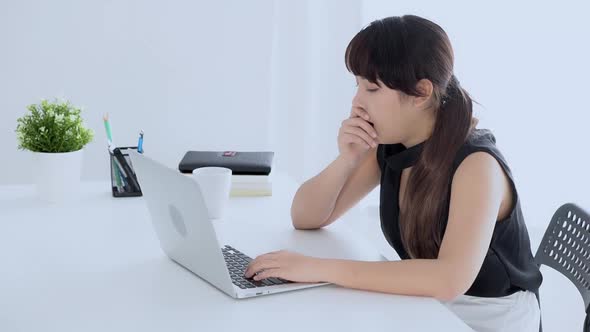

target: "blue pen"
[137,130,144,153]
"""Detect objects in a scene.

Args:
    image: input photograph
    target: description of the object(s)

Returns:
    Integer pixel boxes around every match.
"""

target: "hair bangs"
[345,27,380,85]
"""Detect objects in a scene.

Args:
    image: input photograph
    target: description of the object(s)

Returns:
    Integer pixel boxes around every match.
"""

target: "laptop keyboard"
[222,245,293,289]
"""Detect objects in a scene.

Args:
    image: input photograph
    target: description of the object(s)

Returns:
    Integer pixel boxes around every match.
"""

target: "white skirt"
[442,290,540,332]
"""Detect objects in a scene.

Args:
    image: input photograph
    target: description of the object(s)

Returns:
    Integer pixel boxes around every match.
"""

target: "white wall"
[0,0,363,188]
[270,0,361,183]
[0,0,274,184]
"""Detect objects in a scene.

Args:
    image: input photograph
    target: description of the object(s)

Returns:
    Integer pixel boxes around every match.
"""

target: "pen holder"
[109,146,143,197]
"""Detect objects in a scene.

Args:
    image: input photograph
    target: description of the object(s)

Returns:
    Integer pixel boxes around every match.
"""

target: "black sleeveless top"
[376,128,543,298]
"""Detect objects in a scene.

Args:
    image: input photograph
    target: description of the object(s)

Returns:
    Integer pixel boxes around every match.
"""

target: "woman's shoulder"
[465,128,497,148]
[459,128,499,154]
[453,128,508,171]
[451,128,519,184]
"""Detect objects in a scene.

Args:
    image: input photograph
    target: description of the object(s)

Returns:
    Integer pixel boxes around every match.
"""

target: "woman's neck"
[402,116,435,149]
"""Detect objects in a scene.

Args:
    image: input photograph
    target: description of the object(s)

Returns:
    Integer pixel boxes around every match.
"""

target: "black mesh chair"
[535,203,590,332]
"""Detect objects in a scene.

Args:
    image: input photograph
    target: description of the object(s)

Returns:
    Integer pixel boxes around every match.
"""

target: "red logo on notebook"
[223,151,237,157]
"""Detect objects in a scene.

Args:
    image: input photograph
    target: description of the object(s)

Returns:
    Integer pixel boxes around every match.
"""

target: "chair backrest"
[535,203,590,312]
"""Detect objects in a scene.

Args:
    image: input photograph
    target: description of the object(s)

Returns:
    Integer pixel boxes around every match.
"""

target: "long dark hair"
[345,15,477,259]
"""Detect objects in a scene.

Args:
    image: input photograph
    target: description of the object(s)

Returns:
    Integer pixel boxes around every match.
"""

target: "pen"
[112,157,125,192]
[137,130,144,154]
[112,154,133,192]
[103,113,114,151]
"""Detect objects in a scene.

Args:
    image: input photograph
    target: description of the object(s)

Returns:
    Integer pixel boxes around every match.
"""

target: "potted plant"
[16,99,94,202]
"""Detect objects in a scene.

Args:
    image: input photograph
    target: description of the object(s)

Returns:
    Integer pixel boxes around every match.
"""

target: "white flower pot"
[32,149,84,203]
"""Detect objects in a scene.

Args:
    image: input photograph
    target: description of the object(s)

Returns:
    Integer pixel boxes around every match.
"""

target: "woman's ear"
[413,79,434,108]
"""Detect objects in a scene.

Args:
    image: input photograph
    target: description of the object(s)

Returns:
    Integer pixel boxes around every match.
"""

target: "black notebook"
[178,151,274,175]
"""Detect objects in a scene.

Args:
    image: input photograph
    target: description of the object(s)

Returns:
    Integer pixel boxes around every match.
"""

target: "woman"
[245,15,542,332]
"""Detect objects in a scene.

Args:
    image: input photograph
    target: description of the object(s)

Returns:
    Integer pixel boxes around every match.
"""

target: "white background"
[1,1,589,330]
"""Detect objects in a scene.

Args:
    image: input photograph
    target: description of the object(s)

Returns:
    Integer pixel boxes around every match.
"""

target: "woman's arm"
[246,152,507,302]
[291,148,380,230]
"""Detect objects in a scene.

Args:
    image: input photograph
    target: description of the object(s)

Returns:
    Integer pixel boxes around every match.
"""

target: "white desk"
[0,173,472,332]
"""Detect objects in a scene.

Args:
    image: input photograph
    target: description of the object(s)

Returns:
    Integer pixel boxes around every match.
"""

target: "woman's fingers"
[244,258,279,278]
[252,268,283,281]
[344,126,378,148]
[350,106,370,120]
[344,117,378,138]
[339,105,378,155]
[342,134,370,149]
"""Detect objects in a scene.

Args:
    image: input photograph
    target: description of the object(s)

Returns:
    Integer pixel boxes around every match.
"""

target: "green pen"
[103,113,113,148]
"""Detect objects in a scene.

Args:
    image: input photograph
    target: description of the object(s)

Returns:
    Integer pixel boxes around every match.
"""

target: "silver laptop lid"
[129,151,236,297]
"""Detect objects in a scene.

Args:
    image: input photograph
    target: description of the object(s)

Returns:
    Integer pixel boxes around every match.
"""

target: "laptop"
[128,151,328,299]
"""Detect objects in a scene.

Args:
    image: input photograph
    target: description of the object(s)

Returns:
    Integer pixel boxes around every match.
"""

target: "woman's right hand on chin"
[337,105,378,169]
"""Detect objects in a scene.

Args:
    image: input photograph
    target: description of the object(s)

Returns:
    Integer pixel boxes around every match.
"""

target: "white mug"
[192,167,232,220]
